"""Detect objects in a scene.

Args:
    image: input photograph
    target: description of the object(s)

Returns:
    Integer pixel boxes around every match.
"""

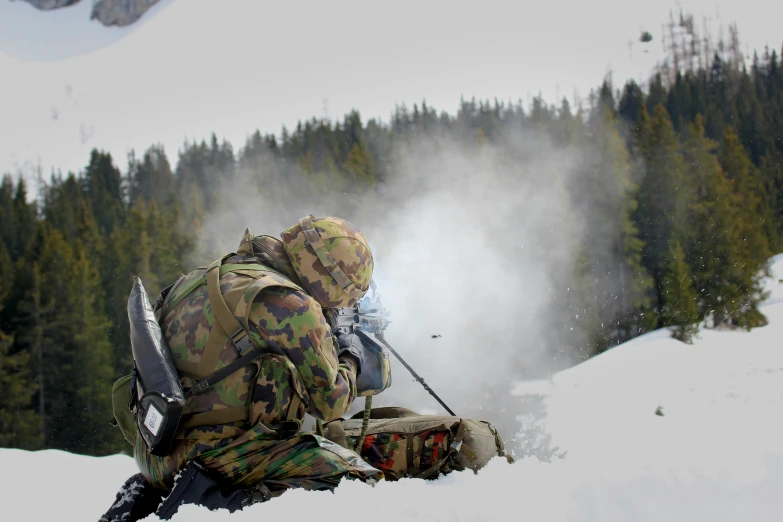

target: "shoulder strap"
[159,261,278,320]
[195,257,256,378]
[207,258,254,355]
[176,256,293,429]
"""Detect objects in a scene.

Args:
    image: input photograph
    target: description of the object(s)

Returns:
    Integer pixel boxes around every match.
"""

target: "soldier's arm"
[247,287,358,421]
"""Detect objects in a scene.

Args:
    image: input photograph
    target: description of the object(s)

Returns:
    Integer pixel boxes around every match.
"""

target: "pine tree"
[67,242,121,454]
[83,150,125,236]
[0,243,40,449]
[618,80,645,126]
[550,98,585,147]
[17,228,120,453]
[0,176,18,257]
[129,144,177,206]
[577,108,654,348]
[718,126,772,268]
[632,104,690,323]
[660,240,700,343]
[685,116,768,329]
[760,151,783,251]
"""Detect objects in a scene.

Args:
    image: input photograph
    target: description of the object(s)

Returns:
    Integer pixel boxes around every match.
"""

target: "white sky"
[1,0,782,179]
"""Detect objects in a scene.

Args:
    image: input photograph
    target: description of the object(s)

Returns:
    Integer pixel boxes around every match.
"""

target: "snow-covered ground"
[3,257,783,521]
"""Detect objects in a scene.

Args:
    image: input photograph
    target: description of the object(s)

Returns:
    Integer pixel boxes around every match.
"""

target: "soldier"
[101,215,384,521]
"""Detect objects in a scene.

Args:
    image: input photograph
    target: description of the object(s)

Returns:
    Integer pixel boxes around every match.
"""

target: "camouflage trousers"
[135,422,382,494]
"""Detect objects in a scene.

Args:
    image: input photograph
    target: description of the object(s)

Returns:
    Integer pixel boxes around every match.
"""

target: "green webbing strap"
[185,341,268,398]
[154,275,186,323]
[355,396,373,453]
[405,434,415,475]
[196,258,260,378]
[207,259,246,339]
[181,406,248,430]
[160,262,277,318]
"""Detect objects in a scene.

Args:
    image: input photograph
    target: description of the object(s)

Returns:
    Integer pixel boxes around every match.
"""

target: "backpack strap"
[194,257,280,378]
[180,406,249,430]
[177,257,298,430]
[208,257,253,355]
[157,261,279,321]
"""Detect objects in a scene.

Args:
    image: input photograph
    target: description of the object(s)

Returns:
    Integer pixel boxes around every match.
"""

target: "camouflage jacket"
[166,253,358,425]
[135,253,359,488]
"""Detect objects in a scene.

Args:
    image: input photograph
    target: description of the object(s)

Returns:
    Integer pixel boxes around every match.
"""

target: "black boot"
[155,461,272,520]
[99,473,163,522]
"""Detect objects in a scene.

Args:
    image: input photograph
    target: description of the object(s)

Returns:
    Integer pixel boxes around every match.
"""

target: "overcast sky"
[1,0,782,180]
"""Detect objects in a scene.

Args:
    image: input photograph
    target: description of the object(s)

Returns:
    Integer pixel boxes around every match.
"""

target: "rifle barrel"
[366,332,457,417]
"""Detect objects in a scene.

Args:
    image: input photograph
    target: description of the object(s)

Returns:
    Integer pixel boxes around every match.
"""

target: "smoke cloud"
[190,122,614,452]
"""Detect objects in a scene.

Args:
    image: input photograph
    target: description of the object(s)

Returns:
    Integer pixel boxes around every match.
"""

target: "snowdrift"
[3,256,783,521]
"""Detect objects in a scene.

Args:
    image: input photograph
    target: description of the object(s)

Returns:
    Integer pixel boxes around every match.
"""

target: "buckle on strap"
[231,329,253,356]
[189,379,211,396]
[270,420,302,439]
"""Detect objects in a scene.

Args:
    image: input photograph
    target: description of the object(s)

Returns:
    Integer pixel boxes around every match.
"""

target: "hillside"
[3,256,782,522]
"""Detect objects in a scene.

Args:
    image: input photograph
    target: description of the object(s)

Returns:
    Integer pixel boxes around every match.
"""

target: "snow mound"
[3,257,783,521]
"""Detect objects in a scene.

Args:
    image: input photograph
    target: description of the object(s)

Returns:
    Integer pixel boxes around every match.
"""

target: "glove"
[337,333,366,376]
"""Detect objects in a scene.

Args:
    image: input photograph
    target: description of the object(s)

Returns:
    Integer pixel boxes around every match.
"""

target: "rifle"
[331,281,456,416]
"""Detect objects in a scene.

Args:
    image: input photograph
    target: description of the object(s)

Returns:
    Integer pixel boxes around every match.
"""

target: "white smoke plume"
[189,122,610,451]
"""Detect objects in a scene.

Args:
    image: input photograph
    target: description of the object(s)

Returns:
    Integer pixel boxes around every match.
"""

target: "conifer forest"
[1,16,782,455]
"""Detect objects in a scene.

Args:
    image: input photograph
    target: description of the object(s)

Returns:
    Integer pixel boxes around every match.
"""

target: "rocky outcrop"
[90,0,161,27]
[16,0,161,27]
[17,0,81,10]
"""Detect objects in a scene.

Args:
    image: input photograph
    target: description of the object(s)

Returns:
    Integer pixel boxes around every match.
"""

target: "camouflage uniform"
[135,216,382,494]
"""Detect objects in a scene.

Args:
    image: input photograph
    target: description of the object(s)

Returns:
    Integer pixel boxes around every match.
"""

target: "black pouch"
[156,462,272,520]
[128,277,185,456]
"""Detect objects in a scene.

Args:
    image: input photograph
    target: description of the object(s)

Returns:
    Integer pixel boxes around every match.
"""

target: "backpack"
[323,407,513,480]
[112,255,301,450]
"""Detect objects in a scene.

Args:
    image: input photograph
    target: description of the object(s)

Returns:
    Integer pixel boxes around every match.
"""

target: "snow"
[3,257,783,521]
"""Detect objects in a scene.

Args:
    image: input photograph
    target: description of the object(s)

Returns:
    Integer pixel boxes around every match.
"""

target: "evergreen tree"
[0,243,40,449]
[18,228,119,453]
[83,150,125,235]
[660,240,700,343]
[577,108,654,349]
[718,126,772,266]
[632,105,690,322]
[685,116,768,329]
[129,145,177,206]
[618,80,645,126]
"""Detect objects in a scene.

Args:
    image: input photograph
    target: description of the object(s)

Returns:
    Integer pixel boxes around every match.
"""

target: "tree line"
[1,26,782,455]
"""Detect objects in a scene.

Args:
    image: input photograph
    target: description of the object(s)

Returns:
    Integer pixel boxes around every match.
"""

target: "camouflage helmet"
[280,215,373,309]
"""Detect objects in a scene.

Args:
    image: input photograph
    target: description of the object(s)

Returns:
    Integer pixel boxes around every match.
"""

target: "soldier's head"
[280,215,374,308]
